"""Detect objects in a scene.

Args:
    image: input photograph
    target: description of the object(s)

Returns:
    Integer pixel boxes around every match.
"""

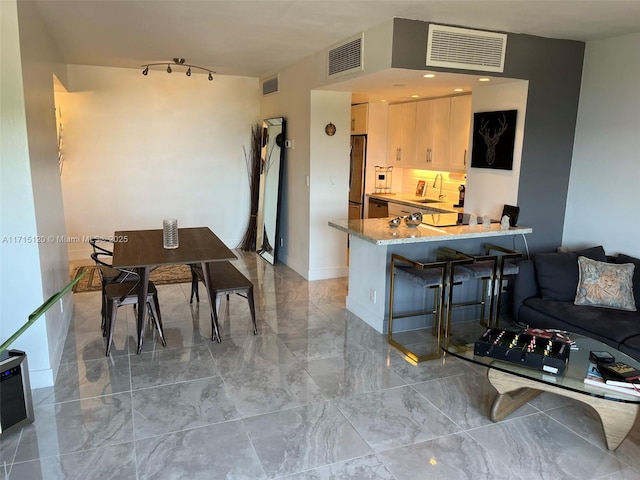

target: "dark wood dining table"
[112,226,236,353]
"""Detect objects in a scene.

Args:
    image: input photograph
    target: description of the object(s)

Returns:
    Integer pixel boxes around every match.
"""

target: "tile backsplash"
[401,168,466,204]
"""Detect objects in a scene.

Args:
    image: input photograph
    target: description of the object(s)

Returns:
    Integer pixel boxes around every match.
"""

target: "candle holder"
[163,219,179,249]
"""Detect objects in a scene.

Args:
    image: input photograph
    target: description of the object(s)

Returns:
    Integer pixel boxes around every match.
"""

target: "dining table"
[112,226,236,353]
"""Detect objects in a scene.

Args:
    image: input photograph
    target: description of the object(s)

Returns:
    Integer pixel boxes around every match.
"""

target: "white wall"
[1,0,72,387]
[309,90,351,279]
[57,65,260,259]
[563,32,640,257]
[465,80,529,220]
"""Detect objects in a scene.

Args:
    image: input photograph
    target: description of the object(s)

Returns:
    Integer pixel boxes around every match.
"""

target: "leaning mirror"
[256,117,285,264]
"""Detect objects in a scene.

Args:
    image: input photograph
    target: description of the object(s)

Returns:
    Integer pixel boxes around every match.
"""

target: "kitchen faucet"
[433,174,444,200]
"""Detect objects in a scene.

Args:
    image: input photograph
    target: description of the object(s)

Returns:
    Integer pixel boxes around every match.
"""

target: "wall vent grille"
[327,33,363,77]
[262,75,279,96]
[426,25,507,72]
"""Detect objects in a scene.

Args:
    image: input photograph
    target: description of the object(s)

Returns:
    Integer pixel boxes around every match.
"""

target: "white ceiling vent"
[262,75,279,96]
[426,25,507,73]
[327,33,364,78]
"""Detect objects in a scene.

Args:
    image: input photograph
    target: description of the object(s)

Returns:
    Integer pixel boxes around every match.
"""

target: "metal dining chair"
[89,237,135,335]
[91,252,166,355]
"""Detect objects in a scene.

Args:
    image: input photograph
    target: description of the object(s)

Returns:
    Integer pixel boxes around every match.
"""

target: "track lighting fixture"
[141,58,215,82]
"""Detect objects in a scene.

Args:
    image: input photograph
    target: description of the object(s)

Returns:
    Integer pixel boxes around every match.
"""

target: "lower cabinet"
[388,201,424,217]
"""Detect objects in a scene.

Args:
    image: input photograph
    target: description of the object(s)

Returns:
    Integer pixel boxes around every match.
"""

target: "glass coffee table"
[442,331,640,450]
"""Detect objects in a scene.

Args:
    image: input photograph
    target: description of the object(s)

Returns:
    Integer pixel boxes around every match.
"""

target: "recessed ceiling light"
[410,94,420,98]
[478,77,491,82]
[453,88,464,92]
[380,99,387,103]
[423,73,435,78]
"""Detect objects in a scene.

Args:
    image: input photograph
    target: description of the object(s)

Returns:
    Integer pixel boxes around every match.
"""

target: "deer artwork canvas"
[471,109,517,170]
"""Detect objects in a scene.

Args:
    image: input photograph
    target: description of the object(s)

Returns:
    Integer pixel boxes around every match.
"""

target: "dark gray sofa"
[513,246,640,361]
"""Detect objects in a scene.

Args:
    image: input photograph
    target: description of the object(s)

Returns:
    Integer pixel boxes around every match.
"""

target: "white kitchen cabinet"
[387,102,416,166]
[350,104,368,134]
[387,201,435,218]
[448,95,472,172]
[414,97,450,170]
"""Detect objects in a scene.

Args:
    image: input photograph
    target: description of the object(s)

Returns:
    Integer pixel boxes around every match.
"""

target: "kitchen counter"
[367,192,462,213]
[329,217,532,245]
[329,217,532,334]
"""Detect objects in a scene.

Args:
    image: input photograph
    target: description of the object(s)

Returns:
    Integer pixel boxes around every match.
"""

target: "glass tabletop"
[442,329,640,404]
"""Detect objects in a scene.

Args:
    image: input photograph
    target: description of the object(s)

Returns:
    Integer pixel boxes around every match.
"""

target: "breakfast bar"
[329,217,532,333]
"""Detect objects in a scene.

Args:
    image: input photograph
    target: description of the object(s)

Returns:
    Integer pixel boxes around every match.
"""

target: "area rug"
[71,264,192,293]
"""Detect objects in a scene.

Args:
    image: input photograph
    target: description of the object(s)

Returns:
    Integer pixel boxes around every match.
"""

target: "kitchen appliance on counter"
[349,135,366,220]
[374,166,393,194]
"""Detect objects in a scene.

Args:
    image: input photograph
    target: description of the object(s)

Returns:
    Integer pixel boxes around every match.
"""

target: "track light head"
[140,59,215,83]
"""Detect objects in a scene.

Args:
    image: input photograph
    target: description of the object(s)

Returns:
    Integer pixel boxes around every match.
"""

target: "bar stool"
[387,251,472,362]
[445,244,521,329]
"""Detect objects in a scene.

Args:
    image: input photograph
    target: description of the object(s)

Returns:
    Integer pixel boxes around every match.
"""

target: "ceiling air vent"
[426,24,507,73]
[262,75,279,96]
[327,33,364,78]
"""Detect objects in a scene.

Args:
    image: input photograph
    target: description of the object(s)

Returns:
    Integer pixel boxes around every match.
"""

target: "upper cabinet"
[350,104,368,135]
[386,102,416,166]
[406,94,472,172]
[415,97,451,170]
[448,95,472,172]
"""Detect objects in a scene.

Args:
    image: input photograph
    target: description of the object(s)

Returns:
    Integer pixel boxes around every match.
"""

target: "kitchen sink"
[415,198,441,204]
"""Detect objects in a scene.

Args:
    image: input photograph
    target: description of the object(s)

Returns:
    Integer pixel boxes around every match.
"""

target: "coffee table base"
[487,368,639,450]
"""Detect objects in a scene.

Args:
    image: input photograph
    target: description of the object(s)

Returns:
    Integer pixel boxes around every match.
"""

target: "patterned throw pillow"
[575,256,636,311]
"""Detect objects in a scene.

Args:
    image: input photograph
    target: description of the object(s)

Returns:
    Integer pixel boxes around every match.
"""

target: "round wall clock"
[325,123,336,136]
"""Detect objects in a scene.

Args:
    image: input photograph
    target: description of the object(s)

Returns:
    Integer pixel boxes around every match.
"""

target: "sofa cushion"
[575,257,636,311]
[617,254,640,308]
[522,297,640,346]
[619,334,640,362]
[534,246,607,301]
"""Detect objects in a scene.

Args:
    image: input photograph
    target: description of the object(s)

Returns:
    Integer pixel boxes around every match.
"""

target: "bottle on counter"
[456,185,465,207]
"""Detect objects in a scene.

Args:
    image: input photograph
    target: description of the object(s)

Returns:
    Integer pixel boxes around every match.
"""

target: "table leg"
[201,262,221,342]
[136,266,150,354]
[487,368,639,450]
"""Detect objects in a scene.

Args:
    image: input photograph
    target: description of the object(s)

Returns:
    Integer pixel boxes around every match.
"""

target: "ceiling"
[32,0,640,101]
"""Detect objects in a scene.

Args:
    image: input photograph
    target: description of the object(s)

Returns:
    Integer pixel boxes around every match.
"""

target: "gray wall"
[391,18,585,253]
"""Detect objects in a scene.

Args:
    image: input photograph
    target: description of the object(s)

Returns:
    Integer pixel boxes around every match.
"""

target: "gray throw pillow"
[534,245,607,301]
[617,254,640,308]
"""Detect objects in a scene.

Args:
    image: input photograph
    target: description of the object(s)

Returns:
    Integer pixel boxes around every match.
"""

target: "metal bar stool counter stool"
[387,250,473,362]
[444,244,522,332]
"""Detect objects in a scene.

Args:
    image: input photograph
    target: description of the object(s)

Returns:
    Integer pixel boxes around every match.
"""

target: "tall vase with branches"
[238,123,263,251]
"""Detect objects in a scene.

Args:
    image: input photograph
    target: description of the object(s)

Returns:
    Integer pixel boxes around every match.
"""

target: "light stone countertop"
[367,192,462,212]
[328,217,532,245]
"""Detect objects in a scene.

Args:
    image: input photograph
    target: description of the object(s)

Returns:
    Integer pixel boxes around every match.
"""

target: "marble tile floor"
[2,251,640,479]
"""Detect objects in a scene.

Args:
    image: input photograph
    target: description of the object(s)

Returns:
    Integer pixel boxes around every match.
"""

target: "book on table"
[597,364,640,388]
[584,362,640,397]
[597,361,640,382]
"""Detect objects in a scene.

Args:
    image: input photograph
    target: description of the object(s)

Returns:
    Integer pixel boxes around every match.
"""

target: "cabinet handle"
[464,149,467,165]
[351,119,355,132]
[425,150,429,164]
[397,147,402,162]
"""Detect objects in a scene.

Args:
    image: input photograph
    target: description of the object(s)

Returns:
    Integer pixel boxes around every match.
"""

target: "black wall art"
[471,109,517,170]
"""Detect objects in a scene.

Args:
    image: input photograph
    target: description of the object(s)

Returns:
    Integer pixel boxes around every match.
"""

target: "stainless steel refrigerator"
[349,135,366,220]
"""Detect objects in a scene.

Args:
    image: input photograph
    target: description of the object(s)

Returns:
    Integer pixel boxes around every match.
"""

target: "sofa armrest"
[512,260,539,321]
